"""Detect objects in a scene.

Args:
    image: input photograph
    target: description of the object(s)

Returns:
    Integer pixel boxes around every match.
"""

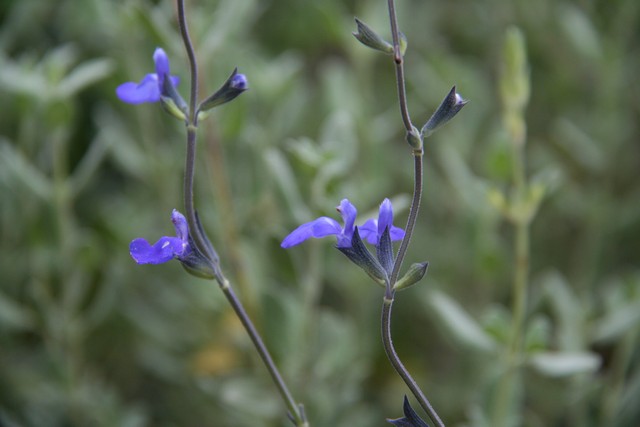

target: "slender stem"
[175,2,307,424]
[390,152,423,284]
[384,1,443,424]
[176,0,213,260]
[218,275,308,427]
[387,0,413,132]
[183,126,214,260]
[177,0,198,121]
[382,296,444,427]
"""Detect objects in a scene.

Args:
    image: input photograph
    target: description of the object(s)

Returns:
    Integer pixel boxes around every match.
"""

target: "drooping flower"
[359,198,405,245]
[130,210,216,279]
[281,198,404,249]
[130,209,191,264]
[116,47,180,104]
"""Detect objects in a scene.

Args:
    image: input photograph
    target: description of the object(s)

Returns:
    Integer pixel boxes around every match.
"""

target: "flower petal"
[171,209,189,242]
[116,74,160,104]
[337,199,357,237]
[378,198,394,236]
[359,218,379,245]
[153,47,170,83]
[130,236,184,264]
[390,225,405,241]
[281,217,342,248]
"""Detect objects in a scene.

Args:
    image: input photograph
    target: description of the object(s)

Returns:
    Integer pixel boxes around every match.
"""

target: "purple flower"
[130,209,191,264]
[116,47,180,104]
[281,198,404,249]
[359,198,405,245]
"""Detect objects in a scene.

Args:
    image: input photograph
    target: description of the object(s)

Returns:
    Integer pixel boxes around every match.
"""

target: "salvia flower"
[130,210,214,279]
[281,199,358,249]
[116,47,180,104]
[281,198,405,285]
[130,209,191,264]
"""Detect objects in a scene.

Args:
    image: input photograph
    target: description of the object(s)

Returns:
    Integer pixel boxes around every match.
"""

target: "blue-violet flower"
[359,198,405,245]
[116,47,180,104]
[130,209,191,264]
[281,198,404,249]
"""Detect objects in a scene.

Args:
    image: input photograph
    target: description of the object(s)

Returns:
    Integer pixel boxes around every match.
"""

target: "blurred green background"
[1,0,639,426]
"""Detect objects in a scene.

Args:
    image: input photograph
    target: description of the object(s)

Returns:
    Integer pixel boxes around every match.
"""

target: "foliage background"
[0,0,639,426]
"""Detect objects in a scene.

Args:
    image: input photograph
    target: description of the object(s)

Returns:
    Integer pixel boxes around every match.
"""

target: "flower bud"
[352,18,394,54]
[406,126,423,150]
[197,68,248,114]
[421,86,467,138]
[393,262,428,291]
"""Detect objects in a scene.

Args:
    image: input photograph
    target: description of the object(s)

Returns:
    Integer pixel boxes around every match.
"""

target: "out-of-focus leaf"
[528,351,600,377]
[0,292,35,331]
[553,118,605,174]
[524,314,551,352]
[58,58,114,98]
[558,3,602,60]
[539,271,585,350]
[264,147,311,224]
[592,303,640,344]
[0,139,51,201]
[424,289,497,353]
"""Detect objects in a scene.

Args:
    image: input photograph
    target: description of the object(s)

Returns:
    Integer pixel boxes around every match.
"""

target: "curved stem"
[175,2,307,424]
[390,152,423,284]
[382,296,444,427]
[218,275,308,427]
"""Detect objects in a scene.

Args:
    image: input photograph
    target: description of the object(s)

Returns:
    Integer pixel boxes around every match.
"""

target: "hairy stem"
[390,152,423,285]
[382,297,444,427]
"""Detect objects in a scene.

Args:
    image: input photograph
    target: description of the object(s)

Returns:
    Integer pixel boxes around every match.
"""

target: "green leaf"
[0,139,51,201]
[424,289,497,353]
[528,351,600,377]
[58,58,114,98]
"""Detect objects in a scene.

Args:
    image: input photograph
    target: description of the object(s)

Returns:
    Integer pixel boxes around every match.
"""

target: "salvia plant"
[117,0,466,426]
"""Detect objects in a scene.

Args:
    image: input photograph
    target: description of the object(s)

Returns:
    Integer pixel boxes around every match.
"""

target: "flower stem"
[390,152,423,285]
[177,0,198,121]
[387,0,413,132]
[384,1,443,424]
[175,1,307,424]
[217,274,308,427]
[382,296,444,427]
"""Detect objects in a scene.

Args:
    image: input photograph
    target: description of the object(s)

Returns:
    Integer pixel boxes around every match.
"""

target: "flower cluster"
[282,198,405,285]
[281,198,404,249]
